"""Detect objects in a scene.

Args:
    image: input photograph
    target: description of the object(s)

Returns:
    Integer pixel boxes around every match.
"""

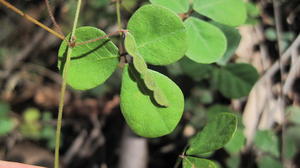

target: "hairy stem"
[44,0,65,38]
[0,0,64,40]
[54,0,82,168]
[116,0,122,32]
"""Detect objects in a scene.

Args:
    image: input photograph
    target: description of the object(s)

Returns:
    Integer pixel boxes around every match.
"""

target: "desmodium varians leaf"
[211,22,241,65]
[179,57,213,81]
[186,113,237,155]
[213,63,259,99]
[149,0,189,14]
[257,156,282,168]
[58,26,119,90]
[224,127,245,154]
[245,2,260,25]
[183,157,216,168]
[193,0,247,26]
[127,4,188,65]
[120,64,184,138]
[125,32,148,75]
[184,17,227,64]
[254,130,280,157]
[125,32,169,106]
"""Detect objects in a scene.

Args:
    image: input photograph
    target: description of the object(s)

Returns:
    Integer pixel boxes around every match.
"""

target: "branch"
[0,0,64,40]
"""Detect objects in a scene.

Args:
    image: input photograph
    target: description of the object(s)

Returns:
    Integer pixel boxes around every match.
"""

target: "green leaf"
[125,32,148,75]
[207,105,233,122]
[187,113,237,155]
[265,28,277,41]
[214,63,259,99]
[121,0,138,12]
[125,32,169,106]
[224,128,245,154]
[193,0,247,26]
[286,106,300,125]
[179,57,213,80]
[23,108,41,123]
[120,64,184,138]
[226,155,240,168]
[149,0,189,14]
[58,26,119,90]
[184,18,227,64]
[127,4,188,65]
[0,118,14,136]
[0,101,10,118]
[153,86,170,107]
[245,2,260,25]
[90,0,109,8]
[284,133,297,159]
[257,156,282,168]
[183,157,217,168]
[211,22,241,65]
[20,123,41,139]
[42,112,53,121]
[254,130,280,157]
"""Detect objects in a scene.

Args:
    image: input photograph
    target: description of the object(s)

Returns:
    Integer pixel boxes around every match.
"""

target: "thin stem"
[54,0,82,168]
[116,0,122,33]
[173,146,188,168]
[44,0,65,38]
[75,29,128,46]
[0,0,64,40]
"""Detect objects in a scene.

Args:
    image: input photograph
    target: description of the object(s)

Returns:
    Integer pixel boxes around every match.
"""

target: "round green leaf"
[211,22,241,65]
[125,32,148,75]
[224,128,245,154]
[58,26,119,90]
[120,65,184,138]
[179,57,213,80]
[213,63,259,99]
[127,5,188,65]
[257,156,282,168]
[183,157,216,168]
[286,106,300,125]
[187,113,237,155]
[184,18,227,64]
[254,130,279,157]
[23,108,40,122]
[0,101,10,118]
[149,0,189,14]
[193,0,247,26]
[0,118,14,136]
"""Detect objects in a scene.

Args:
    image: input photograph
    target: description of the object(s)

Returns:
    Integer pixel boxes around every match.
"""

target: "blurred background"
[0,0,300,168]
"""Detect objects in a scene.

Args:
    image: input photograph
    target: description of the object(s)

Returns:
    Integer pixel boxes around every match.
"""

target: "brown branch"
[0,0,64,40]
[44,0,65,38]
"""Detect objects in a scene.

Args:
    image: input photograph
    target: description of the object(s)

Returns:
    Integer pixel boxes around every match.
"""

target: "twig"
[116,0,122,33]
[258,34,300,83]
[63,130,88,164]
[283,51,300,94]
[273,0,287,165]
[44,0,65,38]
[0,0,64,40]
